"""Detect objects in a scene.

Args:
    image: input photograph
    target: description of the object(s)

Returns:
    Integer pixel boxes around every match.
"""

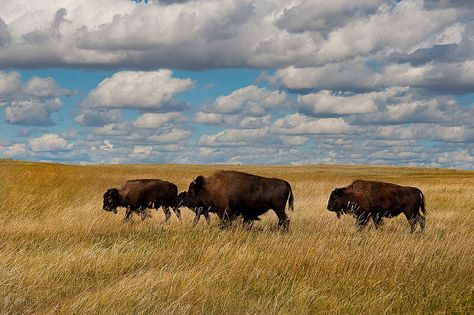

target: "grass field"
[0,160,473,314]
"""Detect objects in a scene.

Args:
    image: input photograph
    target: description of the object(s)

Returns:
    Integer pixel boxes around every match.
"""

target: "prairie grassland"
[0,160,473,314]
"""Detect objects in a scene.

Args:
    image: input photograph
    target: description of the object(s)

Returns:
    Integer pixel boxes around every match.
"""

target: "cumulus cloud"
[273,59,474,94]
[279,135,309,146]
[297,90,388,116]
[352,98,459,125]
[94,123,132,137]
[132,112,187,129]
[74,109,122,127]
[0,144,27,157]
[239,115,272,129]
[199,127,270,147]
[271,114,353,135]
[275,0,381,34]
[4,98,62,126]
[197,85,288,128]
[0,18,12,47]
[0,71,70,126]
[314,1,458,64]
[99,140,114,151]
[377,124,474,143]
[24,76,69,98]
[148,129,191,143]
[29,133,69,152]
[132,145,152,155]
[206,85,286,115]
[82,70,193,110]
[195,112,229,125]
[0,71,21,95]
[0,0,471,72]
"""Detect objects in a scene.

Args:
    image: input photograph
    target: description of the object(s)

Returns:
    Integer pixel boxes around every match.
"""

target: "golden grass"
[0,161,473,314]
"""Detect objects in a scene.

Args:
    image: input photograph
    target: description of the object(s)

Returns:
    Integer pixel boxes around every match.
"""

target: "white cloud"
[195,112,228,125]
[208,85,287,115]
[0,71,21,95]
[82,70,193,110]
[0,0,470,71]
[271,113,353,135]
[437,149,474,164]
[0,71,70,126]
[377,124,474,142]
[148,129,191,143]
[315,1,458,64]
[24,76,69,98]
[99,140,113,151]
[274,59,474,94]
[199,127,270,146]
[132,112,187,129]
[4,98,62,126]
[93,123,134,137]
[276,0,381,34]
[132,145,152,155]
[279,135,309,146]
[297,90,386,116]
[0,143,27,157]
[239,115,272,129]
[272,61,378,91]
[74,109,122,127]
[29,133,68,152]
[196,85,288,128]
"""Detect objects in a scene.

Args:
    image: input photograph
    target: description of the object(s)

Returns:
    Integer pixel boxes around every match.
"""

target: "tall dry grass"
[0,160,473,314]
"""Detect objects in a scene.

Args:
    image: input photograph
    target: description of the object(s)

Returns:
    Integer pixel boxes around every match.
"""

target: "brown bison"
[182,170,294,229]
[327,180,426,232]
[103,179,181,222]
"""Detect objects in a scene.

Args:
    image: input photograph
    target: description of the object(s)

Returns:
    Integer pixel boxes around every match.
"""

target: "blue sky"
[1,0,474,168]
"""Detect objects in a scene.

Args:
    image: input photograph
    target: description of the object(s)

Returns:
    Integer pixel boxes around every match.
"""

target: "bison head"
[103,188,120,213]
[175,191,187,208]
[183,176,205,208]
[327,188,346,218]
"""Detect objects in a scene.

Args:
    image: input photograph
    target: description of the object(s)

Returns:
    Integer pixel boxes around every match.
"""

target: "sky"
[0,0,474,168]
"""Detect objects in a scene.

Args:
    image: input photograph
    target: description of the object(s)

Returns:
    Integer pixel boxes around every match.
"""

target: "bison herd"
[103,170,427,233]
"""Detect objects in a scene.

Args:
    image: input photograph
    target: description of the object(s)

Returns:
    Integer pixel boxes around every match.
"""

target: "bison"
[103,179,181,222]
[327,180,426,232]
[182,170,294,229]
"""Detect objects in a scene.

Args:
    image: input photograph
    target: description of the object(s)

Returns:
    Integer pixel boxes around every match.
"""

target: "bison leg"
[192,207,203,226]
[417,214,426,232]
[140,209,147,221]
[124,207,133,222]
[163,207,172,222]
[193,214,201,226]
[172,207,182,220]
[355,213,370,231]
[372,213,384,229]
[242,217,254,229]
[204,212,211,225]
[204,206,212,225]
[273,209,290,231]
[139,207,152,221]
[404,211,418,233]
[218,210,235,229]
[409,218,417,233]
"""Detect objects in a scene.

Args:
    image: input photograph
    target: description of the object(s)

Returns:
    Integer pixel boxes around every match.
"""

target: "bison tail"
[287,184,294,212]
[419,190,427,216]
